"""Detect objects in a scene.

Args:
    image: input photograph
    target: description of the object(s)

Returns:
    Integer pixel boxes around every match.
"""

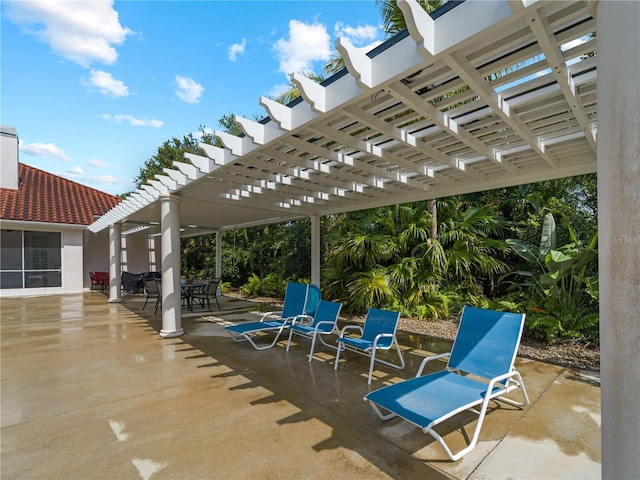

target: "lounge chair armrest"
[259,310,284,322]
[338,324,363,338]
[486,369,520,390]
[372,333,395,348]
[291,314,313,326]
[313,320,336,333]
[416,352,450,376]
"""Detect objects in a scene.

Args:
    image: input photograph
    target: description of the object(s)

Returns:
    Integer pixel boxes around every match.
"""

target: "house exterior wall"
[1,226,164,297]
[83,232,162,289]
[83,230,111,289]
[121,236,161,274]
[63,229,84,292]
[0,221,85,297]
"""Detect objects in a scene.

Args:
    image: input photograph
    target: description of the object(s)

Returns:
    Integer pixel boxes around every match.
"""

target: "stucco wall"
[83,230,111,289]
[0,223,85,297]
[83,232,162,289]
[121,236,161,274]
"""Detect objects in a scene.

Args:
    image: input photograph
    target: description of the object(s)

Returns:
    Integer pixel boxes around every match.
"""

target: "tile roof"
[0,163,121,226]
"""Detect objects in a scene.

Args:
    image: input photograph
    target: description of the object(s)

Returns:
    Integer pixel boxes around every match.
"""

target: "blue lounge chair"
[285,300,343,361]
[364,306,529,461]
[225,283,319,350]
[334,308,405,384]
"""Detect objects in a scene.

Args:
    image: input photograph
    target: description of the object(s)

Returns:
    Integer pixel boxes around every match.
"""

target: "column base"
[159,328,184,338]
[108,298,123,303]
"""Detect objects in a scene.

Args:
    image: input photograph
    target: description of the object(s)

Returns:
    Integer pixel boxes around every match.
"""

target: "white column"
[215,231,222,279]
[597,2,640,479]
[108,223,122,303]
[159,194,184,338]
[310,215,320,287]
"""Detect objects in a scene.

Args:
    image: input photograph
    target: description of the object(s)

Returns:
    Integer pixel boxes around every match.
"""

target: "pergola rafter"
[89,0,597,237]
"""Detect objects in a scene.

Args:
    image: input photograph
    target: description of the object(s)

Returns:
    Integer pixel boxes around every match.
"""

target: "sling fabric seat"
[364,306,529,461]
[334,307,405,384]
[285,300,342,361]
[142,279,161,315]
[191,278,221,311]
[225,282,315,350]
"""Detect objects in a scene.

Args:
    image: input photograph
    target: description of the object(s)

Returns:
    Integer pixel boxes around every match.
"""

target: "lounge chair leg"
[286,328,294,352]
[334,343,343,370]
[308,333,318,362]
[368,351,376,385]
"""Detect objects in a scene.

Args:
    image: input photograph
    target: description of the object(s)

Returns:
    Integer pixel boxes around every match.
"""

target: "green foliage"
[501,213,599,343]
[239,273,287,297]
[133,126,215,188]
[239,273,310,299]
[377,0,442,35]
[323,199,510,314]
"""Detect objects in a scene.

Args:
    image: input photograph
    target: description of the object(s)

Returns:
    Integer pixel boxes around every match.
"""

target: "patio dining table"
[181,281,207,311]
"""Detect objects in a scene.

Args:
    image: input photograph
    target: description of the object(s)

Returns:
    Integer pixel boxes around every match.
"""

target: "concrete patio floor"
[1,292,601,479]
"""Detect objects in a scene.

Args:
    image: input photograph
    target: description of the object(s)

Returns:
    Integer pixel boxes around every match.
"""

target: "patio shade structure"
[88,1,639,478]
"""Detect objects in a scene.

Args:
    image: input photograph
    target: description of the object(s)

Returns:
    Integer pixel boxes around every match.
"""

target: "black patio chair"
[191,278,221,311]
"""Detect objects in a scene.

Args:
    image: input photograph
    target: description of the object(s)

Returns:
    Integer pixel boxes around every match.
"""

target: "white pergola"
[89,1,639,478]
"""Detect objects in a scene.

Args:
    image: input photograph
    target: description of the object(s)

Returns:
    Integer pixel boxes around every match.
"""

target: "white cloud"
[4,0,133,67]
[19,142,71,162]
[60,170,120,191]
[273,19,332,75]
[335,22,378,47]
[102,114,163,128]
[228,38,247,62]
[175,75,204,104]
[267,83,293,99]
[86,70,129,97]
[87,158,107,168]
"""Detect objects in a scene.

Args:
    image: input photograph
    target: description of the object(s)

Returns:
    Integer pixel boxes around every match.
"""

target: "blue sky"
[1,1,386,196]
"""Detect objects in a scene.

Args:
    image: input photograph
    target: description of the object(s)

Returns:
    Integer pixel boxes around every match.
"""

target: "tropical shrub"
[323,199,511,315]
[239,273,287,298]
[500,213,599,343]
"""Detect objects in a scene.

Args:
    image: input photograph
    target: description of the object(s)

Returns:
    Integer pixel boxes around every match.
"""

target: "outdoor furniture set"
[224,282,529,461]
[143,277,221,314]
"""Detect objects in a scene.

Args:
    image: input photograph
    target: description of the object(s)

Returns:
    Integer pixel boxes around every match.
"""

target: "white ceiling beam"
[174,160,203,181]
[141,184,161,199]
[309,122,434,192]
[163,168,187,186]
[260,96,317,131]
[235,116,282,145]
[136,188,154,202]
[445,50,559,168]
[399,0,513,55]
[261,145,361,189]
[199,142,237,166]
[155,174,177,191]
[270,139,394,190]
[185,152,215,174]
[387,81,519,176]
[528,7,597,151]
[214,130,256,157]
[343,103,470,181]
[147,179,168,195]
[292,71,362,114]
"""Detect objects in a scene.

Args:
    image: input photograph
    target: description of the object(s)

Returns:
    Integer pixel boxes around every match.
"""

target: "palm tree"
[323,199,510,313]
[376,0,443,34]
